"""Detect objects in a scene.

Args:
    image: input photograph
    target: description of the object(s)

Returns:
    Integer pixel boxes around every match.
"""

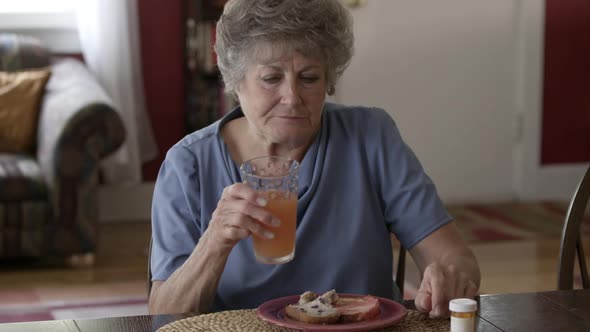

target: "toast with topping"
[284,290,381,324]
[284,292,341,324]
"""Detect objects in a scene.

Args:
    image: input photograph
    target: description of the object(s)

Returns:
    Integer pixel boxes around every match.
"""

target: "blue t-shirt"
[151,103,452,311]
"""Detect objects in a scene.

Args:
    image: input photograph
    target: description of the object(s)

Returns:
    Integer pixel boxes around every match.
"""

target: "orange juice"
[252,194,297,263]
[240,156,299,264]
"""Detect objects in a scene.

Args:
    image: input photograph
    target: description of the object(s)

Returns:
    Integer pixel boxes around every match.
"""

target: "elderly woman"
[149,0,480,319]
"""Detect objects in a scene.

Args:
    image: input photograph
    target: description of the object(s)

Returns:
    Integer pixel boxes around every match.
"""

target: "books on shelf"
[186,20,218,75]
[184,1,233,134]
[185,79,236,133]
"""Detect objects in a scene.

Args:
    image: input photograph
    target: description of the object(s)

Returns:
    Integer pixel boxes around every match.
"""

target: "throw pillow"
[0,69,51,153]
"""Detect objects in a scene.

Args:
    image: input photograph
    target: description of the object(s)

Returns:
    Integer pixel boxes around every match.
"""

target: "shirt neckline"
[214,105,324,199]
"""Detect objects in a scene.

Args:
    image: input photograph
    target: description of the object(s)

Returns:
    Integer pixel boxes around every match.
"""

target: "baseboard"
[98,182,155,223]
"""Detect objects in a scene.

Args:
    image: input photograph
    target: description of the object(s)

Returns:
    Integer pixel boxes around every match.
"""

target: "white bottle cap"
[449,298,478,312]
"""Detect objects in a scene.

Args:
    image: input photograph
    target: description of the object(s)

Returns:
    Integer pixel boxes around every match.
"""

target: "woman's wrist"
[198,228,233,261]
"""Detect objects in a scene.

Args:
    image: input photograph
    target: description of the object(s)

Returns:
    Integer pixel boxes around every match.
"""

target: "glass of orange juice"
[240,156,299,264]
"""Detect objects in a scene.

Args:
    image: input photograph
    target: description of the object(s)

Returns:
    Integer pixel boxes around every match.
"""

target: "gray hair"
[215,0,354,96]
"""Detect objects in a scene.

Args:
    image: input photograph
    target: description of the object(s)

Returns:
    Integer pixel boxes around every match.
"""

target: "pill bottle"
[449,298,477,332]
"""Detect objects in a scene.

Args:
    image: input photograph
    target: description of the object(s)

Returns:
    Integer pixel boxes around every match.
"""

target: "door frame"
[514,0,589,201]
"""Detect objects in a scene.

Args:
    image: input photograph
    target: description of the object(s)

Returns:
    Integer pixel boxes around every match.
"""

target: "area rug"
[449,200,590,243]
[0,284,148,324]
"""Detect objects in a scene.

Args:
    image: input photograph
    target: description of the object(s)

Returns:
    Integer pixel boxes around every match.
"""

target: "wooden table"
[0,289,588,331]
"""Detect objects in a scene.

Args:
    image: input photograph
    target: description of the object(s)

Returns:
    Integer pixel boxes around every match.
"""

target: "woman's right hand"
[205,183,280,253]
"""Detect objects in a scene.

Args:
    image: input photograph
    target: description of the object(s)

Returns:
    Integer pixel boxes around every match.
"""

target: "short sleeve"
[150,144,202,281]
[371,109,452,249]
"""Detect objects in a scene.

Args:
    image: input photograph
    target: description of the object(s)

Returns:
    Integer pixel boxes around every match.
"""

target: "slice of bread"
[298,291,319,304]
[284,290,381,325]
[285,294,341,324]
[285,290,381,324]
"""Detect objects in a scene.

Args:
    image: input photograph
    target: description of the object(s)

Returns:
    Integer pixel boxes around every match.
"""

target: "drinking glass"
[240,156,299,264]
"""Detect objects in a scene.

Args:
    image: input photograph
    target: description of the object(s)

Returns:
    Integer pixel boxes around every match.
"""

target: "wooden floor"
[0,222,588,299]
[0,222,151,295]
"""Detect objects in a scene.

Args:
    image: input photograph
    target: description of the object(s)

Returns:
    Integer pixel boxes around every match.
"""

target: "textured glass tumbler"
[240,156,299,264]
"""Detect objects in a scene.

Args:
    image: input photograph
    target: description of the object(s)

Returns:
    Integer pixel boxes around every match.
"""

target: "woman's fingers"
[221,184,280,227]
[210,183,281,248]
[221,225,250,241]
[213,204,275,240]
[234,212,276,240]
[425,265,447,318]
[233,199,280,228]
[415,264,445,316]
[223,183,265,206]
[414,288,432,313]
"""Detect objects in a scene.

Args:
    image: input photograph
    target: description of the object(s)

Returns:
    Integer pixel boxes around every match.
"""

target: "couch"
[0,34,125,265]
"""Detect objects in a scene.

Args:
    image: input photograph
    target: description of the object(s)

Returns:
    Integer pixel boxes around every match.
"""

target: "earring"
[327,85,335,95]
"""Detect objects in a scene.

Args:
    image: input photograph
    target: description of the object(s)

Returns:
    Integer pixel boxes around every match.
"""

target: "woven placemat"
[157,309,449,332]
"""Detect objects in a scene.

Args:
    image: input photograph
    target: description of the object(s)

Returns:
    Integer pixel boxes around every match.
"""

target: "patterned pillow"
[0,69,51,153]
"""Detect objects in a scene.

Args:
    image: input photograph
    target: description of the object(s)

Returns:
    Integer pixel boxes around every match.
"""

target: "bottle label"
[451,316,475,332]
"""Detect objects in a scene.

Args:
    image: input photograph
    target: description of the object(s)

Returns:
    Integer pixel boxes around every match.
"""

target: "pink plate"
[256,293,408,332]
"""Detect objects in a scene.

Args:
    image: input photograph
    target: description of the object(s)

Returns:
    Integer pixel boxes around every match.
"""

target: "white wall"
[336,0,586,203]
[336,0,519,203]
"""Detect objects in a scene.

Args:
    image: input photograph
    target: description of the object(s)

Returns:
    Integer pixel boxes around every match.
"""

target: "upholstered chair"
[0,33,125,266]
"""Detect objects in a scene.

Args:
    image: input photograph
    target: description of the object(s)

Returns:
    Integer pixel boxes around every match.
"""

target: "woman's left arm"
[408,222,481,318]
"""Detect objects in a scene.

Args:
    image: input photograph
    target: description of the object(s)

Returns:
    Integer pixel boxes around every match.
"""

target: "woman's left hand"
[414,262,479,318]
[408,222,481,319]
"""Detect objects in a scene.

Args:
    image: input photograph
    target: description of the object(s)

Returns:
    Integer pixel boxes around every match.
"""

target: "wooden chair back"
[147,237,153,299]
[395,246,406,296]
[557,165,590,290]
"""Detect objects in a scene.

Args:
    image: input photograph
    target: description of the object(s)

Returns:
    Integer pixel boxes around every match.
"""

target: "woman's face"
[235,44,327,151]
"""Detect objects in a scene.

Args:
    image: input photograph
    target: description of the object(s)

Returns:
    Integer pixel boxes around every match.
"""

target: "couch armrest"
[37,58,125,185]
[36,58,125,256]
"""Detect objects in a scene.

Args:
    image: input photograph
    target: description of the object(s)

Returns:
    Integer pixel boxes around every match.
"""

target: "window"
[0,0,79,52]
[0,0,77,29]
[0,0,76,13]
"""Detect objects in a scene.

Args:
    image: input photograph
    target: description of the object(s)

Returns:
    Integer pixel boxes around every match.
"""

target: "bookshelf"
[184,0,235,134]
